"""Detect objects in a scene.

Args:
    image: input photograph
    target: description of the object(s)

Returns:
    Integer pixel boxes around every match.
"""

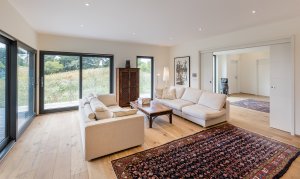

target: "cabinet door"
[129,69,139,101]
[119,69,130,106]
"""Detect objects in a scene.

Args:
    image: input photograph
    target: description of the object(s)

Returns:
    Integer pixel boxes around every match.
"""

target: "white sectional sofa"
[155,86,229,127]
[79,94,144,161]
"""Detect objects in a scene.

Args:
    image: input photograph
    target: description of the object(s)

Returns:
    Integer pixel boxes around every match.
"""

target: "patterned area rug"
[112,124,300,178]
[231,99,270,113]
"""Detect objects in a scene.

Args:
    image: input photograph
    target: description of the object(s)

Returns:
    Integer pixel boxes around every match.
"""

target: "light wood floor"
[0,94,299,179]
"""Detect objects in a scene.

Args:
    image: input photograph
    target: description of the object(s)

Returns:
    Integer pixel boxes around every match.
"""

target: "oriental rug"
[112,124,299,178]
[231,99,270,113]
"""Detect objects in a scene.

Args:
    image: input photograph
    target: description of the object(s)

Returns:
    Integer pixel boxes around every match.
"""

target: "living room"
[0,0,300,178]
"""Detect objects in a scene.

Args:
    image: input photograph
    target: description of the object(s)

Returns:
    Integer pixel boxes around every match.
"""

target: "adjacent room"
[0,0,300,178]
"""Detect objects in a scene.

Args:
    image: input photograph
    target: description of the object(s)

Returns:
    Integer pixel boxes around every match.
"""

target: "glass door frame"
[136,56,154,99]
[16,42,37,138]
[39,51,114,114]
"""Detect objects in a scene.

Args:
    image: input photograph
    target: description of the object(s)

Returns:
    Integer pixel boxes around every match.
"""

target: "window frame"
[39,51,114,114]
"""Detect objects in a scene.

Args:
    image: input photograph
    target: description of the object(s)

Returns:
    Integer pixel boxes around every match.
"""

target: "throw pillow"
[155,88,163,99]
[162,87,176,100]
[95,94,118,107]
[89,97,108,112]
[112,109,138,117]
[94,110,113,120]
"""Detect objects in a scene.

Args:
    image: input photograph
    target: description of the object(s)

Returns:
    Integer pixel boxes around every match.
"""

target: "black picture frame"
[174,56,190,87]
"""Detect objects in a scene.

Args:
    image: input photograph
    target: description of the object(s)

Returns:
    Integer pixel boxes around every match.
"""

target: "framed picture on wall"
[174,56,190,87]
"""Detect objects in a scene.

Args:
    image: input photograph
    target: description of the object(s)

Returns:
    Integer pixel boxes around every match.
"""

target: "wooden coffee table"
[130,101,173,128]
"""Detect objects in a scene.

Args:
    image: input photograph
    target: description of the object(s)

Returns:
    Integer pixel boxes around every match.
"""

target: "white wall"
[238,51,270,95]
[0,0,37,48]
[170,16,300,135]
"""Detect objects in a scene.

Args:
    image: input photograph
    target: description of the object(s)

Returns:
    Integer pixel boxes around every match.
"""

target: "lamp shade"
[163,67,169,82]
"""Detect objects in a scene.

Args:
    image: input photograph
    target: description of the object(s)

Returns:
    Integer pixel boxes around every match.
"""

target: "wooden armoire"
[116,68,139,107]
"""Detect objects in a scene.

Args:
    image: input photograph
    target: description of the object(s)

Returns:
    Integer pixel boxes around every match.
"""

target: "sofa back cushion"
[83,103,96,120]
[198,92,226,110]
[162,87,176,100]
[155,88,163,99]
[181,87,202,103]
[95,94,117,107]
[170,86,186,99]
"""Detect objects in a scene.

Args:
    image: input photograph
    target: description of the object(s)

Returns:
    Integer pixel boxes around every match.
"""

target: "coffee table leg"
[169,113,172,124]
[149,116,153,128]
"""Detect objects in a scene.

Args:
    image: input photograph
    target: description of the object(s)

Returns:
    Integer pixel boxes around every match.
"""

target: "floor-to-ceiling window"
[136,56,154,98]
[82,56,112,97]
[40,51,113,113]
[17,46,36,132]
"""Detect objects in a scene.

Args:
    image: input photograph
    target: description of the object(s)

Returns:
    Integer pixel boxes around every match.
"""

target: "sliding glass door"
[40,52,113,113]
[17,47,36,131]
[82,56,112,96]
[0,40,8,150]
[137,56,154,98]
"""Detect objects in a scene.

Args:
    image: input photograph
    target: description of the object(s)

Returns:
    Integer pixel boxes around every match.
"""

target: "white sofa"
[155,87,229,127]
[78,94,144,161]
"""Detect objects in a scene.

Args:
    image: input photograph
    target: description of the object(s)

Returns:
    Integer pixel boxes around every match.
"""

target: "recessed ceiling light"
[198,27,203,31]
[80,24,84,28]
[132,32,136,36]
[85,3,90,6]
[252,10,256,14]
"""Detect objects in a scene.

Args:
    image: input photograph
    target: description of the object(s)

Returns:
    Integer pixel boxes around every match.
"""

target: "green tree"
[45,61,64,75]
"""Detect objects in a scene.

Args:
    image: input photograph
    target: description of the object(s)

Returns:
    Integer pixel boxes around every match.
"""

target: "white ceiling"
[8,0,300,46]
[214,46,270,55]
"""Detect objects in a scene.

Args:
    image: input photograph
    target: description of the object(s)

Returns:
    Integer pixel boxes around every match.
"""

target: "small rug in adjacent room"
[111,124,300,178]
[231,99,270,113]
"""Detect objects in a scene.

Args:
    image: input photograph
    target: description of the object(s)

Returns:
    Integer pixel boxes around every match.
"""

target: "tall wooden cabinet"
[116,68,139,107]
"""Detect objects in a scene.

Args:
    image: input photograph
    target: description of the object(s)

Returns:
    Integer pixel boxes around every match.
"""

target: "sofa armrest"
[225,100,230,121]
[84,114,144,160]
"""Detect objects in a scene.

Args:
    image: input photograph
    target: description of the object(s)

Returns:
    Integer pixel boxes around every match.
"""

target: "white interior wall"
[238,51,270,95]
[170,16,300,135]
[0,0,37,48]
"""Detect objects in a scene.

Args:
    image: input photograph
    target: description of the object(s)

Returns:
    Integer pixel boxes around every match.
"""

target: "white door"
[227,60,239,94]
[200,52,213,91]
[270,43,292,132]
[257,59,270,96]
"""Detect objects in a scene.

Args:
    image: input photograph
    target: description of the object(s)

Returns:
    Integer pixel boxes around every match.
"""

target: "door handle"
[41,77,44,88]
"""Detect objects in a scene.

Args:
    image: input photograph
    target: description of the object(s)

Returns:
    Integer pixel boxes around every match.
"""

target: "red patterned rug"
[112,124,300,178]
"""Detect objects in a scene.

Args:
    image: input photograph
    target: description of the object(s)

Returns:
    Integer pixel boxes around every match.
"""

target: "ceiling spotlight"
[198,27,203,31]
[80,24,84,27]
[252,10,256,14]
[132,32,136,36]
[85,3,90,6]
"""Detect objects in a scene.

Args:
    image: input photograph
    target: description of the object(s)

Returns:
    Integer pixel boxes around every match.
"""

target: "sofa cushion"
[112,109,138,117]
[83,103,96,120]
[107,105,123,112]
[155,88,163,99]
[163,99,193,111]
[181,88,202,103]
[90,97,108,112]
[94,110,113,120]
[95,94,117,107]
[182,104,226,120]
[170,86,186,99]
[162,87,176,100]
[198,92,226,110]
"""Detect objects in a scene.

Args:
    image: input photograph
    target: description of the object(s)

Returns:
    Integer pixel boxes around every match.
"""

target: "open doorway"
[213,46,271,120]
